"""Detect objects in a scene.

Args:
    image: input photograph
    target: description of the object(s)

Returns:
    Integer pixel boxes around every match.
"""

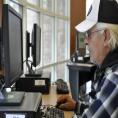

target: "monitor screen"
[26,31,30,60]
[2,4,23,87]
[31,23,41,67]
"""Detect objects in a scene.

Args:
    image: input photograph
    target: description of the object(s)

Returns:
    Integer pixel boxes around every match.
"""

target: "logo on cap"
[87,5,92,16]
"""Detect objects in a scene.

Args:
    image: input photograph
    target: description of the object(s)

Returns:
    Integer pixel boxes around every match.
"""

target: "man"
[57,0,118,117]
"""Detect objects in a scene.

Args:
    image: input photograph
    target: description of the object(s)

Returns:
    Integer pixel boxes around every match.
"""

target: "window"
[9,0,22,16]
[56,0,67,16]
[42,0,54,12]
[42,15,53,66]
[56,19,66,61]
[27,9,40,33]
[27,0,40,6]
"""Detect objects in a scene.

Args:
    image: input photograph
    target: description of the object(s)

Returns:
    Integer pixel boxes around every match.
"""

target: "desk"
[67,62,96,101]
[42,85,74,118]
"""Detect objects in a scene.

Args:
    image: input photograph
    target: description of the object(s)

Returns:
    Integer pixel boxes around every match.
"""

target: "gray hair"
[96,23,118,50]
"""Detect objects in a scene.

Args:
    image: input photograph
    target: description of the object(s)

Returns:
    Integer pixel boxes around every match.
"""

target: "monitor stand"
[25,69,43,77]
[25,61,42,77]
[0,91,25,106]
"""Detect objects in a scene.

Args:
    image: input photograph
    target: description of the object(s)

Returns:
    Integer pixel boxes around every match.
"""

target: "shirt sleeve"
[81,72,118,118]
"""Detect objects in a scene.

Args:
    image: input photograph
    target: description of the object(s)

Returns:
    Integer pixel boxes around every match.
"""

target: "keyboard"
[56,79,69,94]
[45,107,64,118]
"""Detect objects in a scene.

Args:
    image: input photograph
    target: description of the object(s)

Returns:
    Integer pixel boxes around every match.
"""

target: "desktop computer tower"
[15,72,51,94]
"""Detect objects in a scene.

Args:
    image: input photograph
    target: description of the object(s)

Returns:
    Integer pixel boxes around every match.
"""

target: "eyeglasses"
[85,29,104,39]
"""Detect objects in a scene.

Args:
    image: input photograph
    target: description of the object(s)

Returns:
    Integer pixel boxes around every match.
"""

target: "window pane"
[42,0,54,12]
[27,0,40,6]
[56,19,66,61]
[56,0,67,16]
[56,64,65,80]
[27,9,40,33]
[42,15,53,66]
[9,1,23,16]
[43,67,52,74]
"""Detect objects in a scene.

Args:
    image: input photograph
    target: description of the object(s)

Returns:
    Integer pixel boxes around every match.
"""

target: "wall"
[70,0,86,54]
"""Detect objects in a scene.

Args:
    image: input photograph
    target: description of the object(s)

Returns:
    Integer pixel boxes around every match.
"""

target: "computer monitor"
[2,4,23,88]
[26,31,30,60]
[31,23,41,67]
[0,4,24,106]
[25,23,41,76]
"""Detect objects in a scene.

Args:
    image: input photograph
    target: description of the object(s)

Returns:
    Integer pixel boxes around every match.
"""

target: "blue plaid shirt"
[81,66,118,118]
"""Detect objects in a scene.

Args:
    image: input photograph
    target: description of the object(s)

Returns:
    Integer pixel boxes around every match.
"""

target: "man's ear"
[103,28,110,46]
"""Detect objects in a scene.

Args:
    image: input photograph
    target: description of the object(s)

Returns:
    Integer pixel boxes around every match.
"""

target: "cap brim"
[75,19,97,33]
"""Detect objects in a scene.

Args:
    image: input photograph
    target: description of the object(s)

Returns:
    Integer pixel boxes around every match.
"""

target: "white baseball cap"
[75,0,118,33]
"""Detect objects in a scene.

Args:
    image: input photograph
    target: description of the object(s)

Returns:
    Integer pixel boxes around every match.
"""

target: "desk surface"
[42,85,74,118]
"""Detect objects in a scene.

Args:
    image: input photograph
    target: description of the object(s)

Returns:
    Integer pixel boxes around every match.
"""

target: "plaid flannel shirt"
[81,66,118,118]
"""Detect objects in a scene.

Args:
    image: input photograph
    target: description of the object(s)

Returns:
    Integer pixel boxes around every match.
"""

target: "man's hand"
[56,95,76,111]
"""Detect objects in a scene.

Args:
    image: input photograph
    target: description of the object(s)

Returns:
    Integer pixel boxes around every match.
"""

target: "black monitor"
[26,31,30,60]
[25,23,42,76]
[2,4,23,87]
[31,23,41,67]
[0,4,24,106]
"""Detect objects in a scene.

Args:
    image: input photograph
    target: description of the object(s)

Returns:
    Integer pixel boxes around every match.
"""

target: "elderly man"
[57,0,118,117]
